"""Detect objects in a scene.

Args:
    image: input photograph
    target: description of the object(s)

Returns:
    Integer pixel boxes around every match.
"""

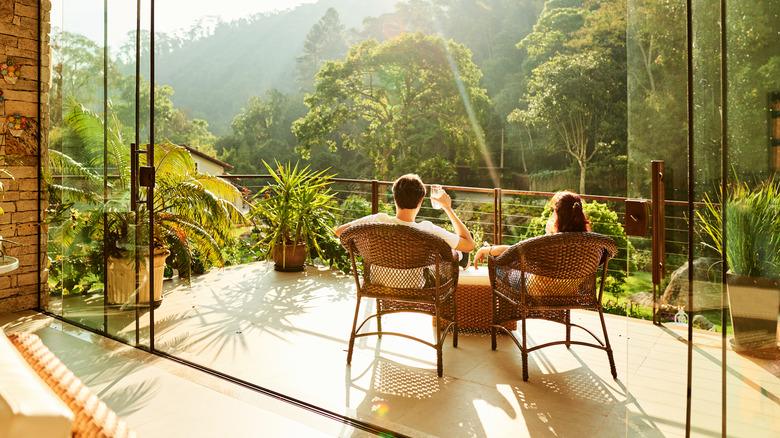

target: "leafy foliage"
[697,179,780,278]
[293,32,492,180]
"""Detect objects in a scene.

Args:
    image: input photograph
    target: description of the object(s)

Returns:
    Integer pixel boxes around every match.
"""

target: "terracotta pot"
[726,272,780,352]
[272,243,307,272]
[106,249,170,306]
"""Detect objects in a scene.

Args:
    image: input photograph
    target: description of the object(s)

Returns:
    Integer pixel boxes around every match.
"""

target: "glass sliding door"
[722,0,780,434]
[46,0,152,347]
[626,0,780,435]
[626,0,694,434]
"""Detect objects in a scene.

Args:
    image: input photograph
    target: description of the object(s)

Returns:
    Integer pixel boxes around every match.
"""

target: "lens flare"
[371,401,390,417]
[440,39,499,188]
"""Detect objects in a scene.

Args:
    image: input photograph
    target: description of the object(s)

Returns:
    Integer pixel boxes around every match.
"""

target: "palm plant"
[50,100,247,284]
[147,142,247,278]
[251,160,337,268]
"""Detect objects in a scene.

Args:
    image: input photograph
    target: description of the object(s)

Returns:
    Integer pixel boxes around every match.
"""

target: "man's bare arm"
[433,190,475,252]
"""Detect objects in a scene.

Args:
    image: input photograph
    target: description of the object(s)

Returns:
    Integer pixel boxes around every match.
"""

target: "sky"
[51,0,316,48]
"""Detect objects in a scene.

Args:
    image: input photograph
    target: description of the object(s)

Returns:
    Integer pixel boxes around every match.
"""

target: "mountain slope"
[154,0,396,135]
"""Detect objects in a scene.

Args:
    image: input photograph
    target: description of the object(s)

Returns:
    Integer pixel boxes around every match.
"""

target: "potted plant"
[251,161,336,272]
[698,178,780,352]
[103,143,247,305]
[51,102,247,305]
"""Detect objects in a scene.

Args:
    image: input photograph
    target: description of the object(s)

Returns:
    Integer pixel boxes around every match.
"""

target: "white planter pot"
[106,249,170,306]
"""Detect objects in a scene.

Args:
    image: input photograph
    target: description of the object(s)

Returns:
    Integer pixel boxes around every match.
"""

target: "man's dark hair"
[392,174,426,209]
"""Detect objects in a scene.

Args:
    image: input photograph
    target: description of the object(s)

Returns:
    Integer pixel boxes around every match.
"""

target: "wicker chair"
[340,223,459,377]
[488,232,618,381]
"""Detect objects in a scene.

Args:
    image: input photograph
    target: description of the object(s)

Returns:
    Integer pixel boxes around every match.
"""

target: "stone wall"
[0,0,51,312]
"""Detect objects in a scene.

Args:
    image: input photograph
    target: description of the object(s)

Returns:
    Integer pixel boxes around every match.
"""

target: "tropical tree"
[625,0,688,196]
[112,75,217,154]
[50,29,117,120]
[216,89,306,175]
[512,51,623,193]
[506,0,628,194]
[292,32,492,180]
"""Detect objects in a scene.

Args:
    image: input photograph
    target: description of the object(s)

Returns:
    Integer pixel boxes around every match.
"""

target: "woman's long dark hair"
[546,191,591,233]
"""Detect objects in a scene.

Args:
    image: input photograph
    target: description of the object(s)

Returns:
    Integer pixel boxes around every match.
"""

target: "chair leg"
[565,310,571,349]
[437,348,443,377]
[434,303,446,377]
[347,296,362,365]
[491,293,498,350]
[598,307,618,379]
[452,296,459,348]
[521,313,529,381]
[375,299,383,338]
[453,320,459,348]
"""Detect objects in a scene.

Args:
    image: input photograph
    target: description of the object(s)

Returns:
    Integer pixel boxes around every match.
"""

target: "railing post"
[371,180,379,215]
[651,160,666,325]
[494,188,502,245]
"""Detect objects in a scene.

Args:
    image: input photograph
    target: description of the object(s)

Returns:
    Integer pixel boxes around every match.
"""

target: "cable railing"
[47,171,718,324]
[218,174,692,288]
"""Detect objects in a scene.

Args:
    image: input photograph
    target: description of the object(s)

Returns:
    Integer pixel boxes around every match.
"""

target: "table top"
[459,266,490,286]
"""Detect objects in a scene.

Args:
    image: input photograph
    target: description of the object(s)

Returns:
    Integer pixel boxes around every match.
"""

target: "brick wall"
[0,0,51,312]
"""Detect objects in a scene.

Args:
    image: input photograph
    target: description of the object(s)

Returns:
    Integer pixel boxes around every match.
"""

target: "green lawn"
[603,271,730,333]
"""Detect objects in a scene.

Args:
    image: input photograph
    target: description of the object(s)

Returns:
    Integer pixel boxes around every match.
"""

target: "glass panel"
[48,0,112,331]
[723,0,780,434]
[690,0,725,434]
[628,0,780,435]
[46,0,148,345]
[626,0,692,435]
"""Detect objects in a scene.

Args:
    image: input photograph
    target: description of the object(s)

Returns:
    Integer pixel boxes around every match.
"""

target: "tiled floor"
[2,261,779,437]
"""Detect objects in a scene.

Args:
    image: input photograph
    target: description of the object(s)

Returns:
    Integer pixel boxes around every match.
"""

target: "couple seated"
[337,177,596,272]
[336,175,617,380]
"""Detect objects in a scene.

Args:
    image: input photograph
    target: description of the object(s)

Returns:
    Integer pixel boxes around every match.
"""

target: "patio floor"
[2,261,780,437]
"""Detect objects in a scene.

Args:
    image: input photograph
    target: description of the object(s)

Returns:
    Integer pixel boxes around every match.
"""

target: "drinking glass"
[430,185,443,209]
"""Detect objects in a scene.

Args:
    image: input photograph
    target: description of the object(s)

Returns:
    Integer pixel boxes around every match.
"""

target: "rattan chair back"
[490,232,618,309]
[340,223,458,296]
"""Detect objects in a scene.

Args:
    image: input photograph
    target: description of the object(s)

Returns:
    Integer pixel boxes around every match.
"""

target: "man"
[335,174,475,262]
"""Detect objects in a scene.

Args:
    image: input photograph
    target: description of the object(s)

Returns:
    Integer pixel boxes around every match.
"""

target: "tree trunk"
[579,162,586,194]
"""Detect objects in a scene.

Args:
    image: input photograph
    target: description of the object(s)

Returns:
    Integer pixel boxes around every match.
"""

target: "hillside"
[151,0,396,135]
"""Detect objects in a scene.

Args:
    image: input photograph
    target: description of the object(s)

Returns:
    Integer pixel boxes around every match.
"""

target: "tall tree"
[292,32,492,180]
[296,8,349,93]
[217,90,306,175]
[512,51,623,193]
[625,0,687,197]
[50,30,117,120]
[112,75,217,153]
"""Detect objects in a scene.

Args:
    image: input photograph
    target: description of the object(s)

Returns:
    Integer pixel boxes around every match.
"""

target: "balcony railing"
[219,174,703,301]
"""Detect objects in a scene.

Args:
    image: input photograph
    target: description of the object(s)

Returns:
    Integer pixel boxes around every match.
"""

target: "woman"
[473,190,591,268]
